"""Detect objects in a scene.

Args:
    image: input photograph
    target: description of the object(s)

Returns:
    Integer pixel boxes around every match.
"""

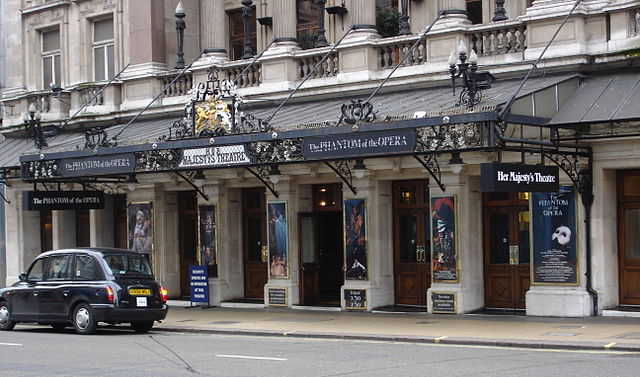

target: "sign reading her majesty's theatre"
[179,145,251,168]
[531,186,578,285]
[59,153,135,177]
[303,129,416,160]
[480,163,559,192]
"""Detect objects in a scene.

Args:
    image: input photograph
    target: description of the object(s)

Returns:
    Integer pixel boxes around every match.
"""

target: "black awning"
[549,71,640,126]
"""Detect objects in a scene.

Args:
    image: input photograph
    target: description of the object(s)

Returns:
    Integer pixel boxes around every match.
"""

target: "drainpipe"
[580,158,598,316]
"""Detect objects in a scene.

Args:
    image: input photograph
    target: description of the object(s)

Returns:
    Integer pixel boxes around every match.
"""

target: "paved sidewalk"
[155,305,640,352]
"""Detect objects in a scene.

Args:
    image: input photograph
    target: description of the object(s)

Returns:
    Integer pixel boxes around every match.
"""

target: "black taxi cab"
[0,248,168,334]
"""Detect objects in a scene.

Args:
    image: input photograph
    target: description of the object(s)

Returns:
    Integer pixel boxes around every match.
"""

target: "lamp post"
[315,0,329,48]
[23,103,47,149]
[175,1,186,69]
[448,40,495,108]
[398,0,411,35]
[492,0,508,22]
[241,0,255,59]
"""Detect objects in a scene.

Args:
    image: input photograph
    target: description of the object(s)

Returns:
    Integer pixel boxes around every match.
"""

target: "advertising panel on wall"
[198,205,217,276]
[127,202,154,255]
[531,186,579,285]
[431,196,458,283]
[431,196,458,282]
[267,201,289,279]
[344,199,367,280]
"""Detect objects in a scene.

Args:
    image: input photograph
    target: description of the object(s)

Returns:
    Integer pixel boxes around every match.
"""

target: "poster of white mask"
[531,186,578,285]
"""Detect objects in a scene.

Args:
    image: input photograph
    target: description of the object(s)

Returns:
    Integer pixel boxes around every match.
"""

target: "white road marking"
[216,354,288,361]
[0,342,22,346]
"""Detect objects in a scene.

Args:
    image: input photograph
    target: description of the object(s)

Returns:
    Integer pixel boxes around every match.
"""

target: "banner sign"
[24,191,104,210]
[198,205,217,276]
[189,265,209,304]
[59,153,135,177]
[531,186,578,285]
[267,201,289,279]
[303,129,416,160]
[344,199,368,280]
[179,145,251,168]
[480,163,559,193]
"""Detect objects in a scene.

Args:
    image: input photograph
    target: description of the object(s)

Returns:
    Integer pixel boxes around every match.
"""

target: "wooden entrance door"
[618,171,640,305]
[393,180,431,307]
[178,191,198,298]
[483,193,530,310]
[243,188,268,299]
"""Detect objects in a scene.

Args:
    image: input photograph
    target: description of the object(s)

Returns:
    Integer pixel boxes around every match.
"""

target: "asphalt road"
[1,325,639,377]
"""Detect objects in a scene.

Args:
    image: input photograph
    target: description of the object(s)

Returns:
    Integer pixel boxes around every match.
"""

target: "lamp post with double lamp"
[23,103,48,149]
[448,40,495,108]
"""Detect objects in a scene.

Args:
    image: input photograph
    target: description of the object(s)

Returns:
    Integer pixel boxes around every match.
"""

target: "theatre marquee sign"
[302,129,416,160]
[179,145,251,168]
[480,163,559,193]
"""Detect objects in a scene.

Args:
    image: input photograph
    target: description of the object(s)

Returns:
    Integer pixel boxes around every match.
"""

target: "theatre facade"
[1,0,640,318]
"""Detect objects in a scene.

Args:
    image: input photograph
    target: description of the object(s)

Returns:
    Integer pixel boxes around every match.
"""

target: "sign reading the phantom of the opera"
[344,289,367,310]
[59,153,135,177]
[179,145,251,168]
[24,191,105,210]
[431,292,456,313]
[302,129,416,160]
[480,163,559,193]
[532,186,578,285]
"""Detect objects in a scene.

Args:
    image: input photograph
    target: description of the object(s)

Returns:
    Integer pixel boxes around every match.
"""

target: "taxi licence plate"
[129,288,151,296]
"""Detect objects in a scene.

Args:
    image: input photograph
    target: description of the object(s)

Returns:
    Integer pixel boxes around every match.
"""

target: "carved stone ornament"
[339,99,376,126]
[85,127,117,150]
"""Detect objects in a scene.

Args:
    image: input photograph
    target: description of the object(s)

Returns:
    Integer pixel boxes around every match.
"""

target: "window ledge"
[21,0,71,16]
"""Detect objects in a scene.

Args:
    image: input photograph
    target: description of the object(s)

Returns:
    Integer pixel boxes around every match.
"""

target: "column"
[90,196,114,248]
[272,0,298,46]
[264,178,300,307]
[427,173,485,314]
[350,0,377,31]
[341,175,394,311]
[435,0,469,29]
[52,211,76,249]
[1,0,25,98]
[123,0,167,78]
[200,0,228,60]
[4,190,41,286]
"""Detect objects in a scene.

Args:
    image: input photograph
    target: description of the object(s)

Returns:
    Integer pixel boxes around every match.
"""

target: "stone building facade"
[1,0,640,317]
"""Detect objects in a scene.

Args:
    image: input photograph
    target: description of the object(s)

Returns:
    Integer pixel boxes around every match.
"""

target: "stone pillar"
[200,0,228,61]
[52,211,76,249]
[264,178,300,307]
[90,196,114,248]
[426,172,485,314]
[272,0,298,46]
[4,190,41,285]
[123,0,167,78]
[340,174,394,311]
[434,0,469,29]
[350,0,377,30]
[1,0,26,98]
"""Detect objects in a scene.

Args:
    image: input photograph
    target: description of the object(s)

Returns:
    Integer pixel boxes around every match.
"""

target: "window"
[45,255,74,281]
[466,0,483,25]
[296,0,322,49]
[76,209,90,247]
[93,18,115,81]
[41,29,61,88]
[228,8,257,60]
[27,258,46,281]
[103,254,153,277]
[40,210,52,253]
[75,255,99,280]
[376,0,400,38]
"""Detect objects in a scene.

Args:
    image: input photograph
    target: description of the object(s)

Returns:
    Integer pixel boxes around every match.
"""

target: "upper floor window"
[376,0,399,38]
[41,28,61,89]
[93,18,115,81]
[296,0,322,49]
[228,8,257,61]
[466,0,483,25]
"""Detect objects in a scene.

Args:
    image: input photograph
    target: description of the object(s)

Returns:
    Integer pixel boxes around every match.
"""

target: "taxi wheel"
[131,321,154,333]
[0,302,16,331]
[72,303,97,335]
